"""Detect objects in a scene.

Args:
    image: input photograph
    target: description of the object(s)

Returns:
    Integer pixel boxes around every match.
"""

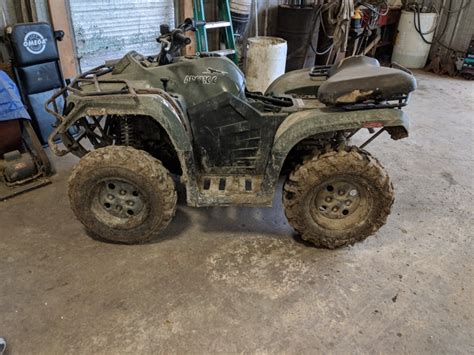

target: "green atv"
[47,18,416,248]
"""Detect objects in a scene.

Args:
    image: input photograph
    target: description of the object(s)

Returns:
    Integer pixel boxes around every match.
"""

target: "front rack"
[45,64,139,123]
[45,64,188,157]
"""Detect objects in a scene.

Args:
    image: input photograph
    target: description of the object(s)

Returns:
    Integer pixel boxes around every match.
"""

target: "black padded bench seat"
[318,56,416,106]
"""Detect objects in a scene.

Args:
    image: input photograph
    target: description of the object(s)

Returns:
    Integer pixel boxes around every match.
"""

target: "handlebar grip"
[175,32,191,45]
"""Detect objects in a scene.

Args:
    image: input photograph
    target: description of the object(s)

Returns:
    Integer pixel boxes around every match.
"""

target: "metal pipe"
[360,128,385,149]
[254,0,259,37]
[448,0,464,50]
[264,0,269,36]
[363,33,381,55]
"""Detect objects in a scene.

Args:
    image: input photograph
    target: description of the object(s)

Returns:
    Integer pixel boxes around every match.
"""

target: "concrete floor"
[0,71,473,353]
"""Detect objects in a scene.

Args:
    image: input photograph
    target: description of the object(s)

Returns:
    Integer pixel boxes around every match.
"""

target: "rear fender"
[265,67,326,96]
[261,108,409,192]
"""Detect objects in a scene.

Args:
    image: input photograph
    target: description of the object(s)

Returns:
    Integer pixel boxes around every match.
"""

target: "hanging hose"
[411,0,466,53]
[312,6,334,56]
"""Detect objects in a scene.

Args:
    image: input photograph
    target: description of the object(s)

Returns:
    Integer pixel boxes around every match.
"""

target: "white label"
[23,31,48,55]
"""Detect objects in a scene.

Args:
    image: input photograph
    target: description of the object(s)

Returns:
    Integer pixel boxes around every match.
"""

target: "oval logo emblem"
[23,31,48,55]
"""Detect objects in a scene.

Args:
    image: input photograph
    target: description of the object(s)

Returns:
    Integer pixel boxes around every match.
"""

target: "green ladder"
[193,0,238,64]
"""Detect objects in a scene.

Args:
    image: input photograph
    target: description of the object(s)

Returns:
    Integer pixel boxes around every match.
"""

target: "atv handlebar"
[156,17,199,49]
[156,18,205,65]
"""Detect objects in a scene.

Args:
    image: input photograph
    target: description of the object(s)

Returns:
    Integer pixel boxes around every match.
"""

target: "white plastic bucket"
[246,37,287,93]
[392,10,438,68]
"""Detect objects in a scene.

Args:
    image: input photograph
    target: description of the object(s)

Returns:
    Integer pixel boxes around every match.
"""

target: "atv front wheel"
[283,146,394,248]
[68,146,177,244]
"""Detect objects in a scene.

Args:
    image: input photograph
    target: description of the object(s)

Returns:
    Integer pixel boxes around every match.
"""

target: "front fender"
[261,108,409,193]
[48,92,192,155]
[48,91,201,204]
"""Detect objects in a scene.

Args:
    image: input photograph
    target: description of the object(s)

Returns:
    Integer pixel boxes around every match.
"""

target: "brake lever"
[157,37,171,51]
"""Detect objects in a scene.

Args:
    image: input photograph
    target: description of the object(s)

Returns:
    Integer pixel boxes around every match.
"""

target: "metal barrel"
[276,5,320,72]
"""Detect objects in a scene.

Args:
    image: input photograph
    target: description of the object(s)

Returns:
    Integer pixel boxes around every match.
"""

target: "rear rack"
[309,65,332,77]
[340,93,412,111]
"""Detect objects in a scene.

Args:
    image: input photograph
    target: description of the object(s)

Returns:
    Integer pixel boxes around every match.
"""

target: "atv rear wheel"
[283,146,394,249]
[68,146,177,244]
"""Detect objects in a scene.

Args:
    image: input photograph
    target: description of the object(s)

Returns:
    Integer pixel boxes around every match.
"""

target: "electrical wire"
[319,6,334,39]
[413,4,438,44]
[361,0,389,16]
[313,5,334,58]
[439,0,471,13]
[349,1,387,55]
[306,6,325,56]
[314,43,334,55]
[433,0,452,43]
[411,1,465,54]
[417,2,440,35]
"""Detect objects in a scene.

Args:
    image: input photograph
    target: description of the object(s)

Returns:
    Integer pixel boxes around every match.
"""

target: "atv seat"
[318,56,416,106]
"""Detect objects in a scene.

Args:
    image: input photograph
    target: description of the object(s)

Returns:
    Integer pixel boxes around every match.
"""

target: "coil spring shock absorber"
[120,116,135,146]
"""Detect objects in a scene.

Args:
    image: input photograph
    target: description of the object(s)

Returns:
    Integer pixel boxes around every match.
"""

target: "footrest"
[195,175,272,207]
[200,175,260,194]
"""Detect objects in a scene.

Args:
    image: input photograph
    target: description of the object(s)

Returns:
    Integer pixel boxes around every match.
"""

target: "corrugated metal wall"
[68,0,174,71]
[407,0,473,61]
[437,0,474,54]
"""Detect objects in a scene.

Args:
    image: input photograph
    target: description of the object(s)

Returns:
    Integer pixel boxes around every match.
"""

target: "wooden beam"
[48,0,78,78]
[179,0,196,55]
[29,0,38,22]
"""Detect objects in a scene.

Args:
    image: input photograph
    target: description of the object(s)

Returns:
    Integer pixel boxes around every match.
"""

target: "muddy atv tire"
[68,146,177,244]
[283,146,394,249]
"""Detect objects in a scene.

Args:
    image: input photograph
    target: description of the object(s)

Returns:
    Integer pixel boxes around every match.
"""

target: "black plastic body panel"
[188,92,285,175]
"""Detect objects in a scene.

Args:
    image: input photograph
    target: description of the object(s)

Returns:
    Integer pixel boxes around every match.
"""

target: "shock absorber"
[120,116,135,146]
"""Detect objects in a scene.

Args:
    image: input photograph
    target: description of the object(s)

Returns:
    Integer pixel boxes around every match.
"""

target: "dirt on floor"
[0,71,473,353]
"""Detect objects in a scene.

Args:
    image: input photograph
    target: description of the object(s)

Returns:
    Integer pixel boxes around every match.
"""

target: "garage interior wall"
[1,0,473,66]
[204,0,472,64]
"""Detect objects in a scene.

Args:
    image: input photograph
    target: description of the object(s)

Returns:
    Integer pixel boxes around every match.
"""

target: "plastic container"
[230,0,252,35]
[392,10,438,68]
[246,37,287,93]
